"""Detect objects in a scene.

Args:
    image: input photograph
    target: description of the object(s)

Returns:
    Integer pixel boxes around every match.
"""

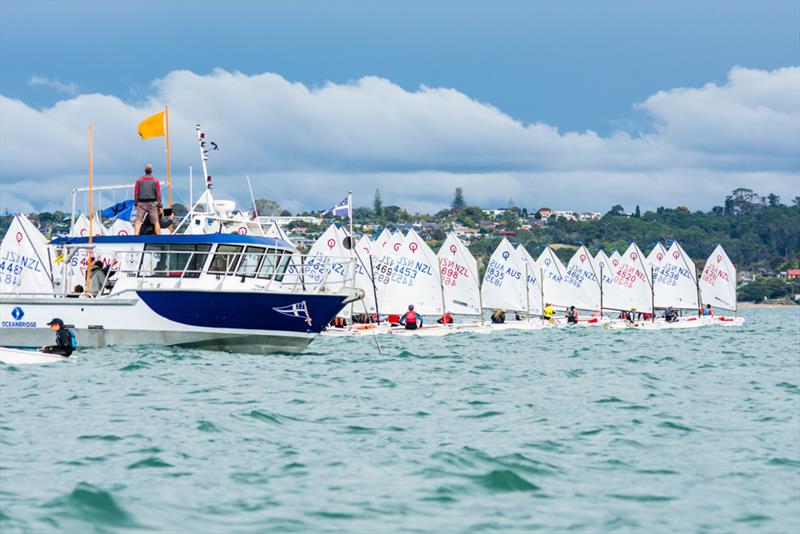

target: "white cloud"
[1,66,798,214]
[27,75,78,95]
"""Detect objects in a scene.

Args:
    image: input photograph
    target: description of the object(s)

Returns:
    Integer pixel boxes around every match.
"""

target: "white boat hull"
[0,346,75,365]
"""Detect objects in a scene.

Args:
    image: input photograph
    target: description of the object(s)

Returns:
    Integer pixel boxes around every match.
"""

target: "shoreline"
[736,302,799,309]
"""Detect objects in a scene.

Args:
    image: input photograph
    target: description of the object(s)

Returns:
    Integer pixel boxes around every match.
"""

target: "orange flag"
[137,111,165,139]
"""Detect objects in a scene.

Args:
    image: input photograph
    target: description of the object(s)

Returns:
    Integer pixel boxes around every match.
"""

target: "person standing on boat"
[400,305,423,330]
[41,318,76,358]
[134,164,162,235]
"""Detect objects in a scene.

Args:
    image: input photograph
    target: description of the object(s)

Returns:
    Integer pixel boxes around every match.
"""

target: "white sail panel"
[70,213,105,238]
[603,243,653,313]
[594,250,615,297]
[438,233,481,315]
[108,219,135,236]
[303,224,350,291]
[655,241,699,309]
[699,245,737,311]
[373,231,404,312]
[647,243,669,268]
[353,235,378,314]
[374,228,393,250]
[537,247,568,308]
[562,246,601,311]
[516,245,543,315]
[609,251,622,270]
[481,238,527,312]
[379,229,442,316]
[0,215,53,294]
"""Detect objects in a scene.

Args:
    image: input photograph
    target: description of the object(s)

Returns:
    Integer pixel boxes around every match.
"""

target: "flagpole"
[347,190,355,324]
[164,106,172,233]
[85,124,94,296]
[189,165,193,207]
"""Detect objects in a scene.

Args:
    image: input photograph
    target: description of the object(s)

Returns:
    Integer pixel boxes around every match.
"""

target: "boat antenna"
[246,175,259,218]
[196,124,212,190]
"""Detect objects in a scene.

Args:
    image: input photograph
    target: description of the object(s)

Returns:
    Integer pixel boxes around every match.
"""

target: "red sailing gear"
[134,175,162,205]
[404,311,417,324]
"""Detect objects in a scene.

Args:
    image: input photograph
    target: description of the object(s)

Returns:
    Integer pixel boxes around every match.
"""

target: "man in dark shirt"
[134,163,162,235]
[41,318,75,357]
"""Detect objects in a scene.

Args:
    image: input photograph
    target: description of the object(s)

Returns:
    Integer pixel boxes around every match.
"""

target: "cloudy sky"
[1,1,798,215]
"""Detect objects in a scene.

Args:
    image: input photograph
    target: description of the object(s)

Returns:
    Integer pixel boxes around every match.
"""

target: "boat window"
[236,246,265,277]
[208,245,244,275]
[273,252,292,283]
[143,244,211,278]
[257,248,279,280]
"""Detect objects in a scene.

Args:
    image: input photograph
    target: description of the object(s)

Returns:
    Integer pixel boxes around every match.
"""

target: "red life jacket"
[404,311,417,324]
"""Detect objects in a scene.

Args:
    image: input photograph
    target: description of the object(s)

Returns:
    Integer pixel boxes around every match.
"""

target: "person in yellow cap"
[543,303,556,323]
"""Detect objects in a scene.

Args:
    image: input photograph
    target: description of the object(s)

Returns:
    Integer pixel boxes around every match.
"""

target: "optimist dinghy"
[0,346,75,365]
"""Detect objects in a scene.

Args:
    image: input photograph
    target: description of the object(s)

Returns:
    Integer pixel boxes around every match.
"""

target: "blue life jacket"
[65,328,77,349]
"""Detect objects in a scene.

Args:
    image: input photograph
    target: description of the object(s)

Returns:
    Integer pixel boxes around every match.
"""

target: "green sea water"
[1,308,799,533]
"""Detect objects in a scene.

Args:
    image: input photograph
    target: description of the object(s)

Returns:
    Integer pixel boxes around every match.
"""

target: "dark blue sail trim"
[136,291,347,334]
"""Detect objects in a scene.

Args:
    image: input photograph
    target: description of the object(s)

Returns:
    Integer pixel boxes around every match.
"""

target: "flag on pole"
[138,111,166,139]
[273,301,313,326]
[322,196,351,218]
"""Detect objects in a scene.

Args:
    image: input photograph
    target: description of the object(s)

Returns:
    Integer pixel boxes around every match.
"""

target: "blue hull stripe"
[136,291,348,334]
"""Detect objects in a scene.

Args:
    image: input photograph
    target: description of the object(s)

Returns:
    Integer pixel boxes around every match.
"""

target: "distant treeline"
[449,189,800,275]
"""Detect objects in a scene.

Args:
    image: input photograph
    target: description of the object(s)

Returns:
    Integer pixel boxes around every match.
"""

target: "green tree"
[607,204,625,217]
[373,189,383,218]
[451,187,466,210]
[767,193,781,207]
[255,198,281,216]
[634,205,641,218]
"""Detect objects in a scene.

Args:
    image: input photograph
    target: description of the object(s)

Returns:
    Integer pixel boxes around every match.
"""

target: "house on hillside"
[482,208,507,220]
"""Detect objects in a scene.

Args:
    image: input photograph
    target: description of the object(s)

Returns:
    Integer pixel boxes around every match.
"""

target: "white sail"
[516,245,543,315]
[603,243,653,313]
[647,242,669,276]
[374,228,393,250]
[480,238,527,312]
[108,219,135,236]
[70,213,104,238]
[537,247,568,308]
[438,233,481,315]
[562,245,601,311]
[594,250,615,303]
[0,215,53,294]
[372,230,402,312]
[655,241,699,309]
[699,245,737,311]
[609,251,622,270]
[303,224,350,291]
[353,235,378,314]
[379,229,443,316]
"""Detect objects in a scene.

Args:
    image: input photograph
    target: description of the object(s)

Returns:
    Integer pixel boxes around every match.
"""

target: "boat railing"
[89,249,359,297]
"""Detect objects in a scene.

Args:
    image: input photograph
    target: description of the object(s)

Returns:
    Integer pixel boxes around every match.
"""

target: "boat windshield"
[208,245,244,275]
[236,246,264,277]
[144,244,211,278]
